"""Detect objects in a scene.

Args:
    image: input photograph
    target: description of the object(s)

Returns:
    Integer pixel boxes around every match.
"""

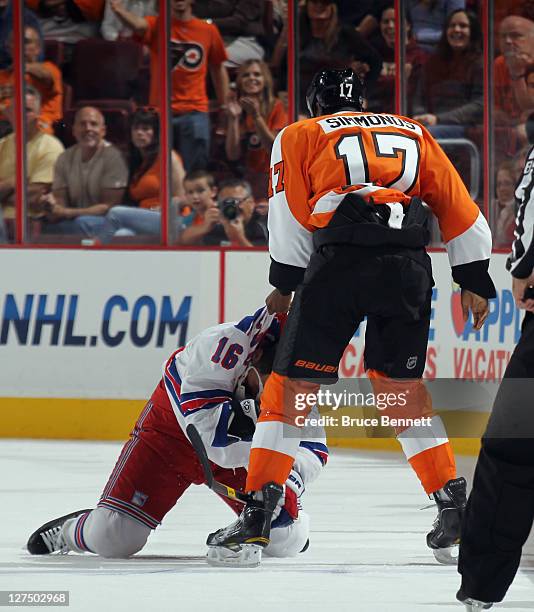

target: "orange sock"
[408,442,457,494]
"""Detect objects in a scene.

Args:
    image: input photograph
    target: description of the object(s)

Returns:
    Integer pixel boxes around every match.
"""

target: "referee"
[457,116,534,610]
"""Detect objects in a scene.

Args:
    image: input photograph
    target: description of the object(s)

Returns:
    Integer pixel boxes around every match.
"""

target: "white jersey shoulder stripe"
[445,210,492,267]
[268,126,314,268]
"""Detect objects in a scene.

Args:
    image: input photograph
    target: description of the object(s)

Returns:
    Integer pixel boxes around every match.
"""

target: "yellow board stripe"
[0,398,144,441]
[327,436,481,457]
[0,398,484,456]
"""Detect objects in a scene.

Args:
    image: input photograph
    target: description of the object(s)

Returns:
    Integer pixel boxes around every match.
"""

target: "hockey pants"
[247,243,456,494]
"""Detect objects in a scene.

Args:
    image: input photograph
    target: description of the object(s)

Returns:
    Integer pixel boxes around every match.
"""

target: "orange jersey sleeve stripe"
[446,211,492,266]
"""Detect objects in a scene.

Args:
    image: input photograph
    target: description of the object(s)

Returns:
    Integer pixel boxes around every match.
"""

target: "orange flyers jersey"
[267,111,492,271]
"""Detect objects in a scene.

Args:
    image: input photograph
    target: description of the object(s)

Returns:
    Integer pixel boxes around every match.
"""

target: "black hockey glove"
[227,399,260,442]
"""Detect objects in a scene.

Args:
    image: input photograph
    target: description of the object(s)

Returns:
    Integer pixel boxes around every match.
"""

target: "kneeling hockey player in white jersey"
[27,307,328,565]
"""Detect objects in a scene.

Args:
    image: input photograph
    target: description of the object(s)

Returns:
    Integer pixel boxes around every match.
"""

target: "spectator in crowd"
[28,0,103,43]
[268,0,289,84]
[0,1,43,69]
[254,197,269,218]
[513,142,532,179]
[407,0,466,53]
[261,0,285,60]
[336,0,393,38]
[95,108,185,243]
[101,0,155,41]
[413,9,482,138]
[225,59,287,199]
[204,177,268,246]
[367,5,428,114]
[271,0,382,115]
[494,14,534,156]
[176,169,219,245]
[0,0,11,71]
[194,0,266,68]
[110,0,229,172]
[526,61,534,103]
[0,86,64,239]
[40,106,128,237]
[0,25,63,134]
[493,160,518,249]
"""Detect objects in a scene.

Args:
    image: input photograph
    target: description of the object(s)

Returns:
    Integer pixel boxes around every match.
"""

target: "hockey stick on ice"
[186,424,253,504]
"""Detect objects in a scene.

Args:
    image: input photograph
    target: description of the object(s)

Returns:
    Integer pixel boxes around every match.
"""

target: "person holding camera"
[202,177,268,247]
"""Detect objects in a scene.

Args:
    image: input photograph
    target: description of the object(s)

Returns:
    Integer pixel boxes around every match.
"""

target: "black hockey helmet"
[305,68,365,117]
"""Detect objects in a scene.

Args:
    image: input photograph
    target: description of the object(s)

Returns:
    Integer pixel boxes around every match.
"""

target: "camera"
[219,197,240,221]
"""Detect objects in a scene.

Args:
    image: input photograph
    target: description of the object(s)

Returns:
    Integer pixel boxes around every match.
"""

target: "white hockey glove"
[227,399,259,442]
[271,469,305,528]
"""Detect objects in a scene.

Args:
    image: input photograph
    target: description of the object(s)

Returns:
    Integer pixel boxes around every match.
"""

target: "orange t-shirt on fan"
[129,152,182,209]
[243,99,287,174]
[142,16,227,115]
[0,62,63,133]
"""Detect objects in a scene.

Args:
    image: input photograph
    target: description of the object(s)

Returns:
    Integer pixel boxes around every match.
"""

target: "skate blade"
[206,544,262,568]
[432,544,459,565]
[463,599,493,611]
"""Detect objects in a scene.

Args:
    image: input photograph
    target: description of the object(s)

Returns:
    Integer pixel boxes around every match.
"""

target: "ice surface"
[1,440,532,612]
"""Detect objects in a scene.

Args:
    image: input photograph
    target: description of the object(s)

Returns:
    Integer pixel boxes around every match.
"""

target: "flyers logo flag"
[170,41,204,70]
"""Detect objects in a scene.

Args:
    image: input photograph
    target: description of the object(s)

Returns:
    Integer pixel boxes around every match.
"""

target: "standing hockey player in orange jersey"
[207,68,496,566]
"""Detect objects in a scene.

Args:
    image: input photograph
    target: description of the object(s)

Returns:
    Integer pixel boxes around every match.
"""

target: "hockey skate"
[206,482,283,567]
[27,509,91,555]
[427,477,467,565]
[456,589,493,610]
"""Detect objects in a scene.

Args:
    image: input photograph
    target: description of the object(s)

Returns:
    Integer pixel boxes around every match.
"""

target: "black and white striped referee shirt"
[507,145,534,278]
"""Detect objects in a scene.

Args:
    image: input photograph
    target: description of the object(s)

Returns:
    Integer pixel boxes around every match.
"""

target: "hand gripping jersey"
[267,111,495,298]
[162,307,328,484]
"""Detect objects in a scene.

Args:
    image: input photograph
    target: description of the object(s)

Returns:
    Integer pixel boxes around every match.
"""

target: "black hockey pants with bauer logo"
[273,194,434,382]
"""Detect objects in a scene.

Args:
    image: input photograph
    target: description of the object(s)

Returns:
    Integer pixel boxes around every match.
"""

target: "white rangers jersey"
[162,306,328,485]
[508,145,534,278]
